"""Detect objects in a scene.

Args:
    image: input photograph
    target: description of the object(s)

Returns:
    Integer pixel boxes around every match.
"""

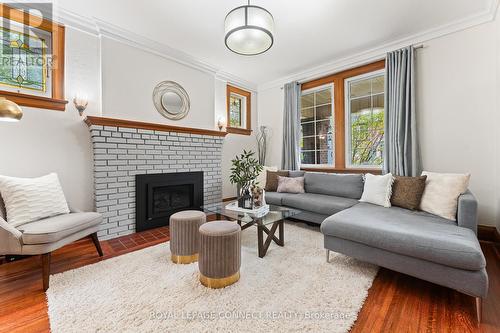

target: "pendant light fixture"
[224,0,275,56]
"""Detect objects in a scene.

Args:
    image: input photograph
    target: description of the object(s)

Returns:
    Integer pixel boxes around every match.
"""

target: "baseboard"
[478,225,500,243]
[222,196,237,202]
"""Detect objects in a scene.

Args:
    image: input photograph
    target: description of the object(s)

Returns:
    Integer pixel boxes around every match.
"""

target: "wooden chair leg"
[90,232,103,257]
[475,297,482,324]
[41,253,51,291]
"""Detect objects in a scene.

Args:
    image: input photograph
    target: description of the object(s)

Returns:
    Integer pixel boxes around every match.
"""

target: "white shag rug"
[46,222,377,333]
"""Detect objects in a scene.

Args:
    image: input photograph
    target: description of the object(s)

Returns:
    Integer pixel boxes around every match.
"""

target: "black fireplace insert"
[135,172,203,232]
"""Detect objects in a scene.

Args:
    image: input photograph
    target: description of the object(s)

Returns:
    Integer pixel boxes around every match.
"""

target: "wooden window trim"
[0,4,67,111]
[300,60,385,173]
[301,167,382,175]
[226,84,252,136]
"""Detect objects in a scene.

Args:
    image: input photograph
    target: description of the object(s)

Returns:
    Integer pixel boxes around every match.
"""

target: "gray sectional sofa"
[265,171,488,321]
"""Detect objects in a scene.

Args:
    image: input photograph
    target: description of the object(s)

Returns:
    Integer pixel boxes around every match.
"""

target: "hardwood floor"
[0,225,498,333]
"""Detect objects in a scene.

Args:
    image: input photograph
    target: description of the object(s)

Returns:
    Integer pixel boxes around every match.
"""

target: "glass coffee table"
[202,201,301,258]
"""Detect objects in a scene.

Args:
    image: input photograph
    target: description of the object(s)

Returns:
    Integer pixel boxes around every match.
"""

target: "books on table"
[225,202,270,217]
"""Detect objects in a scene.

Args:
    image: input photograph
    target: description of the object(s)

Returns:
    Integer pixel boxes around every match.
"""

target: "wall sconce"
[217,116,227,131]
[73,93,88,116]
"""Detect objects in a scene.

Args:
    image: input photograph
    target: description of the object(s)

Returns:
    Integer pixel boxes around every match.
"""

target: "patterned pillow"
[265,170,289,192]
[277,176,305,194]
[0,173,70,227]
[390,176,427,210]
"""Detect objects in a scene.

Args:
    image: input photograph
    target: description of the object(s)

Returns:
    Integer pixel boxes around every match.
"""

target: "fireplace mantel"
[85,116,227,137]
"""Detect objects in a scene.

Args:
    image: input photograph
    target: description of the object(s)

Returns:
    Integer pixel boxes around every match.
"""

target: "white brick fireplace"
[86,117,225,240]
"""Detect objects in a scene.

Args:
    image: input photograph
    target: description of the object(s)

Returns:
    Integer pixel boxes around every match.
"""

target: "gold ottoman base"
[199,271,240,289]
[171,253,198,264]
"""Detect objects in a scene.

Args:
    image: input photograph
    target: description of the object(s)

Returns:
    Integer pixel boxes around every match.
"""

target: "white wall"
[257,18,500,229]
[416,18,499,227]
[0,27,101,211]
[101,37,215,129]
[257,86,284,169]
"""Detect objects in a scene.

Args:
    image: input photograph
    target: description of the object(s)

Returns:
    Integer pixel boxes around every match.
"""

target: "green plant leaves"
[229,150,263,188]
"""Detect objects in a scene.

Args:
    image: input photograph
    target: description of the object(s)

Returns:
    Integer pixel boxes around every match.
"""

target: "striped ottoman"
[198,221,241,289]
[169,210,206,264]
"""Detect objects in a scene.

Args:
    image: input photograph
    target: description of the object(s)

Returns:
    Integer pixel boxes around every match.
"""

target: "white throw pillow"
[419,171,470,221]
[0,173,70,227]
[255,166,278,188]
[359,173,394,207]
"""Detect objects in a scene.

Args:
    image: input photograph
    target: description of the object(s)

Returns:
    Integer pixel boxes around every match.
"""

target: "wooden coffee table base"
[215,213,285,258]
[256,220,284,258]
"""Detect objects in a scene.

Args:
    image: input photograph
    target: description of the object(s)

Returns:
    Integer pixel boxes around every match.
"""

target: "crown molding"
[53,6,99,36]
[5,1,99,36]
[9,2,258,91]
[94,20,258,91]
[215,71,257,92]
[93,19,220,74]
[9,0,498,93]
[258,0,500,91]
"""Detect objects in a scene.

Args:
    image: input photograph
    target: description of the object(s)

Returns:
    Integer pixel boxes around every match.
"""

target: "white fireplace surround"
[88,122,223,240]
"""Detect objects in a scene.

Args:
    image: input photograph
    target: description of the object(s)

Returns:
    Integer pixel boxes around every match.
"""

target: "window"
[226,84,251,135]
[299,60,385,172]
[300,85,334,165]
[345,70,385,168]
[0,4,67,111]
[229,95,242,127]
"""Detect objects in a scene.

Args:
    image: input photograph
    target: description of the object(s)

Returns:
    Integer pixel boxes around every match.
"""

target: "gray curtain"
[281,81,301,170]
[383,46,421,176]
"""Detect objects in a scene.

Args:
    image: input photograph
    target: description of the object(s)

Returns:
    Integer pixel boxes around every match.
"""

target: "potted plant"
[229,150,263,209]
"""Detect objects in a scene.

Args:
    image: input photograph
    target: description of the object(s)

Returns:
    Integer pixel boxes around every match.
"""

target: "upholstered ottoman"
[169,210,206,264]
[199,221,241,288]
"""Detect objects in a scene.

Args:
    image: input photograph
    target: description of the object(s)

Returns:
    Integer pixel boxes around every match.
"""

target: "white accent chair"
[0,196,103,291]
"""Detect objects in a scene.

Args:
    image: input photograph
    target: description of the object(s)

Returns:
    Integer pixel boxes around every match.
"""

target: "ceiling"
[55,0,493,86]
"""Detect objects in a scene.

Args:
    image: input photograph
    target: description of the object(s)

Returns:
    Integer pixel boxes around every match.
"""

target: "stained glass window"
[0,26,48,92]
[229,95,242,127]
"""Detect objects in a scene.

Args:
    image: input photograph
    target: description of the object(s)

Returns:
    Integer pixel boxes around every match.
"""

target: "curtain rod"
[279,44,426,89]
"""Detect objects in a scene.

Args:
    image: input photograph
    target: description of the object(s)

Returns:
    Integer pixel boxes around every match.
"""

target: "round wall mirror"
[153,81,190,120]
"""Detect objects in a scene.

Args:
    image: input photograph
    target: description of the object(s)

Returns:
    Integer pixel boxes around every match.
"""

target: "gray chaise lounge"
[265,171,487,321]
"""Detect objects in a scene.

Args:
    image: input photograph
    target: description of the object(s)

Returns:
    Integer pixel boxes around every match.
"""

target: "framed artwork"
[0,4,67,111]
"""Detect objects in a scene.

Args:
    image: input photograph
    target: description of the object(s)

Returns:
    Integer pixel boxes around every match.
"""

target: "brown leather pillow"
[265,170,289,192]
[390,175,427,210]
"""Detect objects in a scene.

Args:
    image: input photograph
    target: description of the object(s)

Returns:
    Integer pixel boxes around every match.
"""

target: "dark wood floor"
[0,224,498,333]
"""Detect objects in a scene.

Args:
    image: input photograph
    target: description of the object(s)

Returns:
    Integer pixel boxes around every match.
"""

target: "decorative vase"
[238,188,253,209]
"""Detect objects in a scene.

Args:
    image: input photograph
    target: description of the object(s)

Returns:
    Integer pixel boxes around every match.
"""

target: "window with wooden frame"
[0,4,67,111]
[300,60,385,174]
[226,84,251,135]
